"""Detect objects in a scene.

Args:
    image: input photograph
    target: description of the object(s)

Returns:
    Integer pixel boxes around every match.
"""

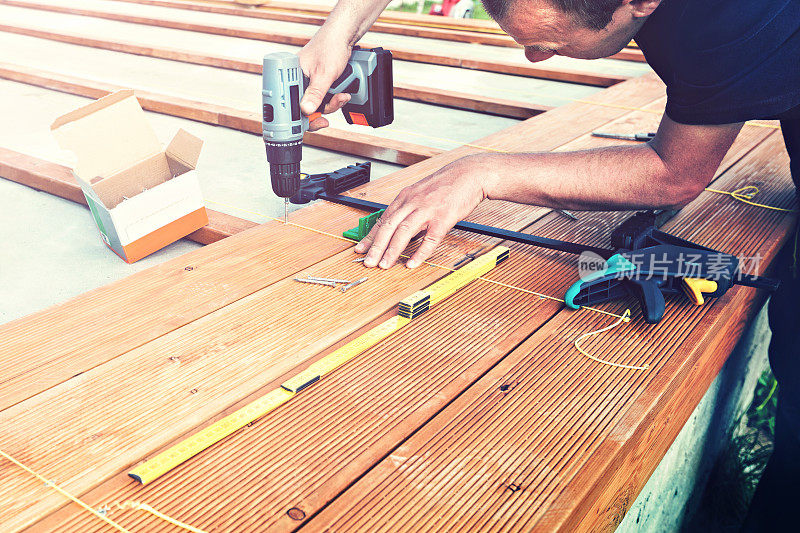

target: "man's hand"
[354,155,492,269]
[298,35,353,131]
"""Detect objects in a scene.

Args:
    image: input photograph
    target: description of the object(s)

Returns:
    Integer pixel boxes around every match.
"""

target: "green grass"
[387,0,492,20]
[686,369,778,531]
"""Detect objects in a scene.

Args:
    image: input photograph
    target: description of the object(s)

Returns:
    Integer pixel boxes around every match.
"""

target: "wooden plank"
[237,0,507,33]
[0,76,672,531]
[0,197,546,533]
[0,147,256,244]
[0,0,629,87]
[0,23,550,119]
[0,74,666,413]
[107,0,523,48]
[32,126,789,532]
[306,134,796,533]
[0,62,440,166]
[102,0,644,62]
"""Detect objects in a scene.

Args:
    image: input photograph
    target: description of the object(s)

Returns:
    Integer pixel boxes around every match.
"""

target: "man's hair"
[481,0,625,30]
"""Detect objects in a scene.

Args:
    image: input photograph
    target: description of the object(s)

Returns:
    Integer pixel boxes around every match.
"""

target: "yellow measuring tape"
[129,247,510,484]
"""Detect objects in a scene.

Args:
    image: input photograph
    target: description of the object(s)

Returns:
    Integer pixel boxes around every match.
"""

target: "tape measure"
[129,246,510,485]
[400,246,509,318]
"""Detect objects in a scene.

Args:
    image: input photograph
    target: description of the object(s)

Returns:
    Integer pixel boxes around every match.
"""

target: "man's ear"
[629,0,662,18]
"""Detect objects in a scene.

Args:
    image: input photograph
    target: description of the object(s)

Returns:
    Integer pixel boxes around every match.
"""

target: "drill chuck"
[266,140,302,198]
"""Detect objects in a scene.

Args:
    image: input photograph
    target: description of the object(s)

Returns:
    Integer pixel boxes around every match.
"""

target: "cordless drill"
[262,47,394,221]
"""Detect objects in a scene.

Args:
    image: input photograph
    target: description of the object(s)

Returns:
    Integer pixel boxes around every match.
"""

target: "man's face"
[496,0,646,61]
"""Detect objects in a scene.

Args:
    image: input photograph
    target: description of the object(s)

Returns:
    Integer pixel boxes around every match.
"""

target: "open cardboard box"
[51,90,208,263]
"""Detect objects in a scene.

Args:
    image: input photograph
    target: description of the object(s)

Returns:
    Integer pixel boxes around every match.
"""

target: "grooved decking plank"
[0,62,440,166]
[0,203,548,533]
[0,74,666,418]
[0,76,670,532]
[0,147,257,244]
[26,107,782,532]
[0,0,630,87]
[307,134,797,533]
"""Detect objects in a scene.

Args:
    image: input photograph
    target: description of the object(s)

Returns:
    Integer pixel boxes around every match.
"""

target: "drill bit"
[284,198,289,224]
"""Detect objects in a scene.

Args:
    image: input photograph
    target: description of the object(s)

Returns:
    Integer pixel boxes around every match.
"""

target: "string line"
[0,449,206,533]
[704,185,798,213]
[574,310,648,371]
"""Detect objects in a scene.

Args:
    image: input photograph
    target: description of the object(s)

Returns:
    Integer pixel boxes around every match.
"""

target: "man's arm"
[354,115,743,269]
[298,0,393,129]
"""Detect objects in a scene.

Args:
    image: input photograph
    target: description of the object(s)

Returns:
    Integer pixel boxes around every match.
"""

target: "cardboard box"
[51,90,208,263]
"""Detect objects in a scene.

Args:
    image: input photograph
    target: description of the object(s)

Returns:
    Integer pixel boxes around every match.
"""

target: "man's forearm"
[321,0,394,46]
[479,143,708,211]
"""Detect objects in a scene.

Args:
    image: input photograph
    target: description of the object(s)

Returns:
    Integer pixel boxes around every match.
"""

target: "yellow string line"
[105,502,208,533]
[574,310,648,371]
[205,199,630,320]
[704,185,798,213]
[0,449,207,533]
[0,449,131,533]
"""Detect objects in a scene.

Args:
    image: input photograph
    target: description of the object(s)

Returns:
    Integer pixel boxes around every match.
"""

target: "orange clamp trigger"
[308,112,322,123]
[680,278,718,305]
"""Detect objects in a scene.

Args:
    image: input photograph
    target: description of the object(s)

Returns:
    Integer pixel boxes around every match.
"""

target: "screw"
[341,277,368,293]
[189,388,198,394]
[352,257,366,263]
[184,266,194,271]
[307,277,351,284]
[294,278,337,287]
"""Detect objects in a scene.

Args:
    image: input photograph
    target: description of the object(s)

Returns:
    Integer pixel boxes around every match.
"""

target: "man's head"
[482,0,661,61]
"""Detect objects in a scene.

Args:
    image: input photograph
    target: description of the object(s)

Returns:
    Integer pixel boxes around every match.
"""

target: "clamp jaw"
[565,211,778,323]
[289,162,372,204]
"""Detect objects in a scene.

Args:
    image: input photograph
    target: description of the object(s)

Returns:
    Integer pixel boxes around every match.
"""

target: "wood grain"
[0,24,550,119]
[0,74,666,413]
[0,0,630,86]
[0,62,440,166]
[32,128,794,533]
[0,75,672,531]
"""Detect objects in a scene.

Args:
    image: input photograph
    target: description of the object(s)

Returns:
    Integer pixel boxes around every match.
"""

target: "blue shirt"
[634,0,800,125]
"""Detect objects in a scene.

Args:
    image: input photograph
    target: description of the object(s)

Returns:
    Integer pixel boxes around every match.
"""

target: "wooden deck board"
[34,129,793,533]
[2,69,793,532]
[0,74,665,413]
[307,133,796,533]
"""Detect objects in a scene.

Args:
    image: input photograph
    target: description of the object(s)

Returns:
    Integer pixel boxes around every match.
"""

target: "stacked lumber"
[1,69,796,533]
[0,0,633,86]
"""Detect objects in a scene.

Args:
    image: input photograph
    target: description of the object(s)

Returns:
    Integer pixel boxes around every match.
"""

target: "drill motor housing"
[262,47,393,200]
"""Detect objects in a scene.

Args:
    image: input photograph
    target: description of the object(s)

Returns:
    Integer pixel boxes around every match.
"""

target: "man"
[298,1,799,529]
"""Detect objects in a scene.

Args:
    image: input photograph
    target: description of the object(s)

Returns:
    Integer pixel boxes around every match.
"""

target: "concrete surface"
[0,177,200,324]
[617,305,771,532]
